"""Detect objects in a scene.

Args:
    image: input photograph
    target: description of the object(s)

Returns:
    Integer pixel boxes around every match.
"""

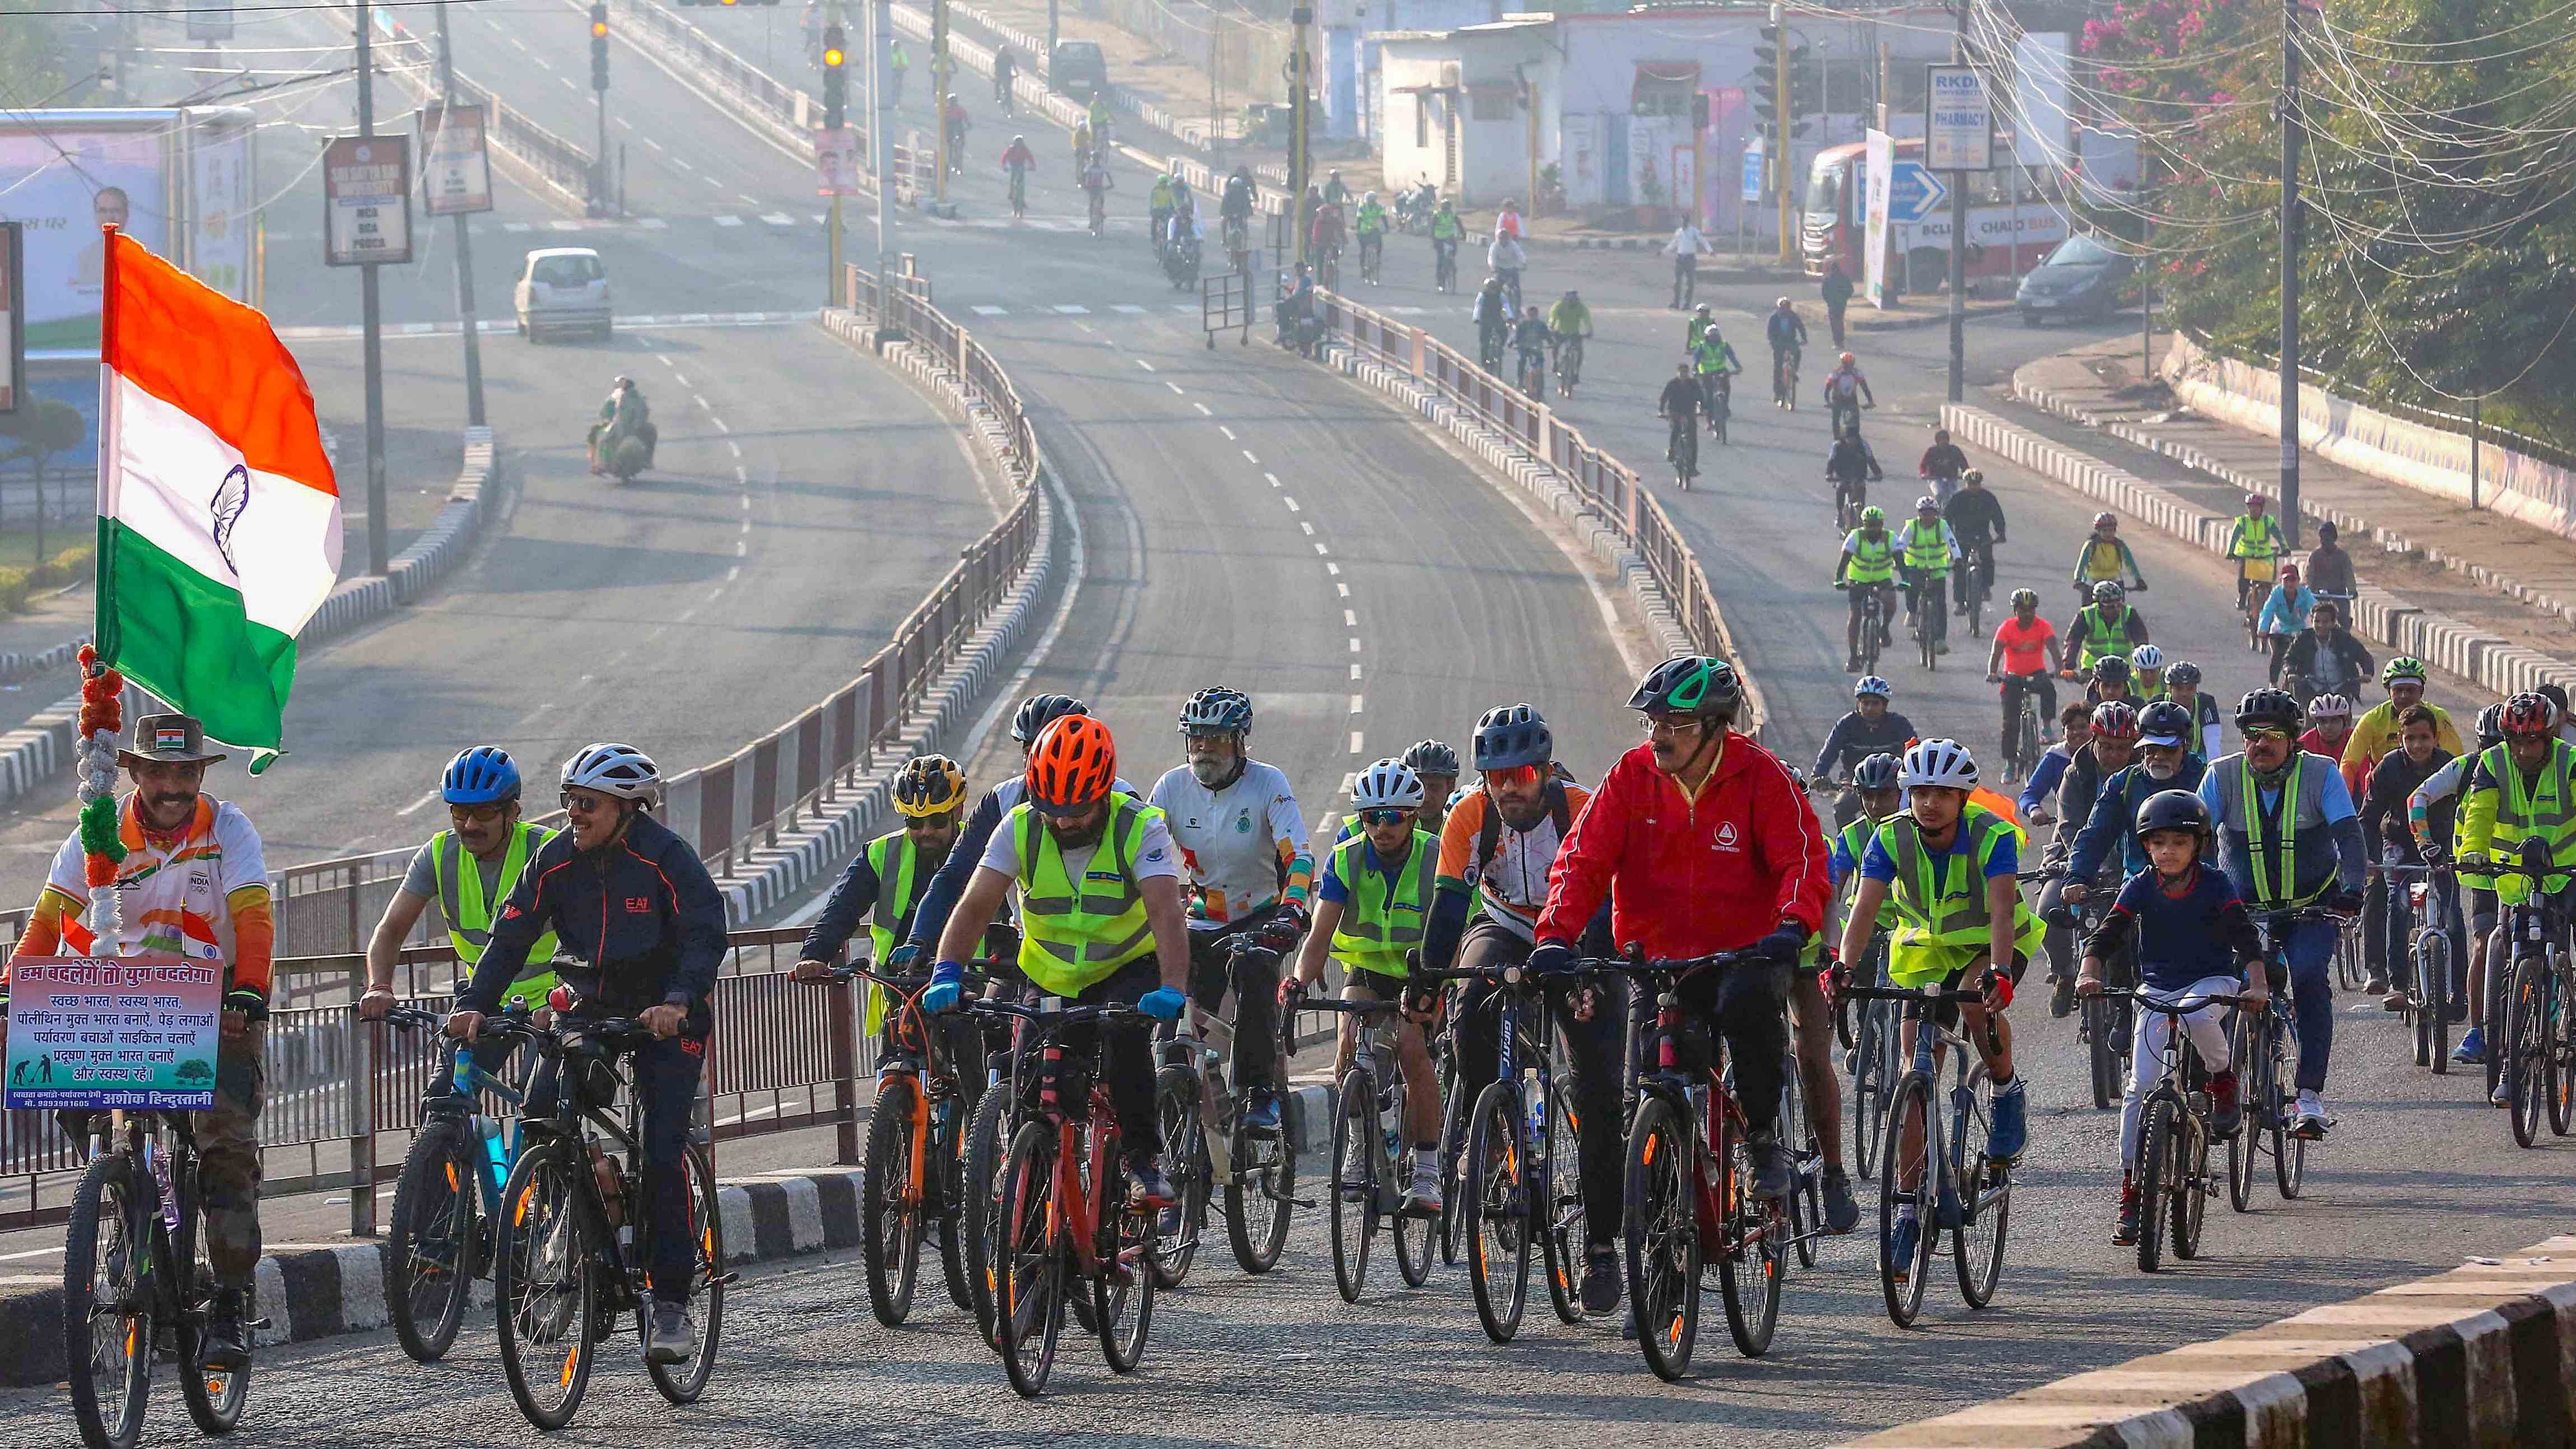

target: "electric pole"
[824,5,847,306]
[356,0,388,576]
[1290,6,1312,267]
[1945,1,1969,404]
[932,0,949,207]
[871,0,900,334]
[434,2,484,427]
[2277,0,2303,546]
[590,3,611,217]
[1772,2,1791,263]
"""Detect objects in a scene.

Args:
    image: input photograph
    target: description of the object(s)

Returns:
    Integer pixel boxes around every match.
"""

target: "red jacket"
[1536,735,1829,958]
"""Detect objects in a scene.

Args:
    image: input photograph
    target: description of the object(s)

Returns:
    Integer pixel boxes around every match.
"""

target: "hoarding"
[324,134,412,265]
[420,101,493,215]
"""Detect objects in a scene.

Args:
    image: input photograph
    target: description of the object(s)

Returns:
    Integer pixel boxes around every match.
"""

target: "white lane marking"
[1192,402,1212,416]
[1055,304,1090,314]
[670,154,694,171]
[677,605,699,623]
[1350,663,1362,681]
[1241,450,1257,464]
[1315,543,1329,556]
[726,440,742,459]
[972,305,1008,316]
[1325,562,1340,575]
[1264,472,1282,488]
[1113,304,1147,314]
[1135,359,1155,372]
[734,539,747,556]
[1283,497,1299,512]
[727,565,740,581]
[692,394,709,408]
[1348,637,1362,653]
[643,137,666,152]
[712,417,730,434]
[736,468,749,485]
[639,217,669,230]
[739,493,751,507]
[1349,731,1364,754]
[714,215,744,227]
[702,175,725,189]
[670,371,690,387]
[1349,695,1364,714]
[1337,582,1350,598]
[1166,382,1185,395]
[1300,521,1315,536]
[762,213,797,227]
[1218,426,1235,441]
[394,785,443,817]
[1077,322,1095,334]
[1343,609,1357,627]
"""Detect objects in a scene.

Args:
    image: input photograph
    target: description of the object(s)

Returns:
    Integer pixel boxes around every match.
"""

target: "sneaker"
[2364,972,2388,998]
[1129,1161,1177,1207]
[1985,1078,2028,1163]
[2492,1079,2513,1108]
[1845,653,1863,674]
[644,1301,696,1365]
[1935,641,1951,656]
[1619,1304,1639,1340]
[1822,1168,1861,1235]
[2208,1069,2243,1139]
[1400,1163,1443,1218]
[1888,1214,1920,1283]
[198,1288,253,1371]
[1580,1248,1622,1315]
[1748,1131,1793,1201]
[2051,974,2077,1019]
[2290,1093,2331,1140]
[2382,987,2409,1012]
[2114,1180,2140,1246]
[1243,1092,1282,1134]
[2453,1027,2486,1064]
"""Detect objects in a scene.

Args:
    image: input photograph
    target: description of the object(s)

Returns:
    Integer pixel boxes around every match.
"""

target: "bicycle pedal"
[1278,1193,1319,1210]
[246,1316,274,1331]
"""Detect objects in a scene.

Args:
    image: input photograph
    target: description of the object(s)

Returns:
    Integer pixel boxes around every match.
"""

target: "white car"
[513,246,611,341]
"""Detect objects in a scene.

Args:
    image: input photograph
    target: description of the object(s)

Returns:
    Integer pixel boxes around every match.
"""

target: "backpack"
[1467,781,1573,890]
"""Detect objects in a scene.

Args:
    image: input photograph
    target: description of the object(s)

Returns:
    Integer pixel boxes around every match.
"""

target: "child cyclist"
[2076,789,2266,1246]
[1288,758,1445,1214]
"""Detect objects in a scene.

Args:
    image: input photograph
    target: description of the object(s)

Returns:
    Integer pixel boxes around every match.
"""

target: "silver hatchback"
[514,246,611,341]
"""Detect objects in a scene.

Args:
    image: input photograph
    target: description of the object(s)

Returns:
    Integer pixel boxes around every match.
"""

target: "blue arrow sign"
[1886,162,1950,226]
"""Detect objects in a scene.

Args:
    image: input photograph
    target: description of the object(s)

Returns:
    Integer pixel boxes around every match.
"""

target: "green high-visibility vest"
[1431,212,1461,240]
[2226,514,2284,562]
[1011,797,1161,997]
[1326,830,1436,980]
[1900,519,1951,575]
[1839,817,1899,931]
[1880,808,2043,987]
[862,830,938,1034]
[1355,203,1387,236]
[2075,606,2131,666]
[1846,531,1897,584]
[432,822,560,1009]
[2477,741,2576,902]
[2239,754,2321,907]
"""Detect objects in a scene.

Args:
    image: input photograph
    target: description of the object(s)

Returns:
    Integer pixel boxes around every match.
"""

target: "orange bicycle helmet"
[1026,714,1119,809]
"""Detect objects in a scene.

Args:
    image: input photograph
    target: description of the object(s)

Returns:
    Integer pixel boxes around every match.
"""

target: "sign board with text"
[323,134,412,265]
[1863,128,1893,309]
[1741,135,1764,203]
[418,103,492,216]
[3,957,220,1111]
[1925,64,1994,172]
[0,223,21,413]
[815,126,862,196]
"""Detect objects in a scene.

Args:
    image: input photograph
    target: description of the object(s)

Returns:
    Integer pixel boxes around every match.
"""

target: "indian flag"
[97,229,339,771]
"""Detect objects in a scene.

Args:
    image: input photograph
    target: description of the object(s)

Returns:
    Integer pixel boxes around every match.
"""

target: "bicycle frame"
[978,999,1142,1284]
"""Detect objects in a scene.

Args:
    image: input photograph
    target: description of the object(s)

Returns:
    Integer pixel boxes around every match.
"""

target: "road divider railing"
[378,12,596,213]
[1313,288,1769,735]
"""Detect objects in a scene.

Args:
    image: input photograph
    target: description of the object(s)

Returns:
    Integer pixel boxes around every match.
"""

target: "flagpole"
[356,0,390,576]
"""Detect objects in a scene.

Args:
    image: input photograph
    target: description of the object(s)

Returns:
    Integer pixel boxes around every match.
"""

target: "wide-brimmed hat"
[118,714,228,767]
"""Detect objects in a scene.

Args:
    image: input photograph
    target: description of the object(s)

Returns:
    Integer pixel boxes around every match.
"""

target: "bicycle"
[1553,334,1585,398]
[62,1103,264,1449]
[1832,470,1869,532]
[1450,959,1602,1342]
[971,996,1162,1396]
[1596,950,1800,1376]
[2118,987,2246,1272]
[1007,166,1028,220]
[1957,542,1993,637]
[2228,907,2332,1209]
[1517,344,1548,399]
[1223,216,1250,276]
[1294,990,1437,1301]
[489,1015,726,1429]
[1834,935,1902,1179]
[1087,189,1107,238]
[1839,580,1888,676]
[2491,847,2576,1148]
[1358,234,1384,285]
[1996,673,2047,783]
[1154,935,1298,1284]
[1433,237,1459,292]
[2332,911,2368,994]
[1666,414,1699,491]
[1478,325,1506,374]
[1773,347,1800,409]
[1702,371,1734,444]
[1316,244,1341,292]
[1828,393,1866,438]
[2381,860,2454,1073]
[1836,971,2013,1329]
[379,1004,538,1363]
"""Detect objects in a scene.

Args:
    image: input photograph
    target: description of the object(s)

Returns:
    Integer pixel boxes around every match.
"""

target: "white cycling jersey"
[1149,760,1308,930]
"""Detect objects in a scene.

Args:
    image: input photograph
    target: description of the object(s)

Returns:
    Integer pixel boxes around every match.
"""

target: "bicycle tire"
[63,1150,150,1449]
[387,1119,479,1363]
[2171,1111,2210,1262]
[2086,996,2118,1110]
[935,1099,975,1315]
[2551,969,2575,1136]
[176,1243,249,1436]
[961,1087,1012,1346]
[1851,1008,1885,1178]
[994,1122,1066,1398]
[1437,1049,1468,1266]
[1538,1078,1584,1320]
[2488,957,2511,1102]
[2225,1014,2257,1214]
[493,1139,597,1431]
[2421,930,2452,1074]
[645,1141,724,1404]
[1093,1122,1157,1375]
[1715,1109,1784,1358]
[1782,1065,1820,1272]
[1878,1073,1936,1327]
[1952,1073,2008,1308]
[860,1075,926,1326]
[1224,1104,1295,1275]
[1149,1067,1208,1288]
[1462,1080,1531,1344]
[2270,1014,2307,1200]
[1328,1066,1377,1302]
[2136,1094,2174,1273]
[1392,1086,1437,1290]
[1625,1095,1700,1381]
[2511,956,2547,1149]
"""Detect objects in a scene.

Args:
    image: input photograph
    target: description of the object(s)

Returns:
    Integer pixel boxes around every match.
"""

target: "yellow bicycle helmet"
[893,753,967,818]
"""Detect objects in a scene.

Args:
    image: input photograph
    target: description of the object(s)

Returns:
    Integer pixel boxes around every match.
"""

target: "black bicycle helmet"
[2136,699,2194,746]
[1473,703,1553,771]
[1852,752,1900,793]
[1011,693,1089,745]
[1401,739,1461,777]
[2132,788,2210,840]
[1178,685,1254,735]
[2091,655,2132,686]
[1628,655,1742,720]
[2235,687,2302,732]
[2475,702,2507,750]
[2163,659,2202,687]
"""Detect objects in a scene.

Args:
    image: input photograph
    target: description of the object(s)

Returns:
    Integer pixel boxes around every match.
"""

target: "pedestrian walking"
[1666,217,1711,310]
[1823,255,1855,347]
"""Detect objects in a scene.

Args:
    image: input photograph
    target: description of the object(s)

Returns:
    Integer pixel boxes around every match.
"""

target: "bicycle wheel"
[1715,1110,1784,1358]
[1437,1050,1467,1266]
[1461,1080,1530,1344]
[1878,1074,1935,1327]
[2225,1015,2257,1214]
[1224,1105,1295,1275]
[63,1151,150,1449]
[1781,1065,1820,1271]
[2421,929,2453,1074]
[1393,1079,1436,1290]
[1150,1067,1207,1288]
[2551,972,2575,1136]
[176,1243,250,1436]
[1094,1125,1157,1374]
[861,1075,926,1326]
[1538,1079,1586,1320]
[2510,957,2548,1149]
[1952,1074,2009,1308]
[2270,1016,2307,1200]
[645,1142,724,1405]
[493,1139,597,1431]
[1625,1095,1700,1381]
[2135,1094,2174,1273]
[1917,612,1936,671]
[2085,996,2120,1110]
[2171,1113,2210,1262]
[993,1122,1066,1398]
[961,1087,1012,1345]
[1851,1009,1887,1178]
[387,1119,479,1363]
[1328,1066,1377,1302]
[2488,953,2511,1102]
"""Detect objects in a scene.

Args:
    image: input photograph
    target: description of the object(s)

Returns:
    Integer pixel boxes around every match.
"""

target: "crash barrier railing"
[1312,287,1767,737]
[616,0,810,134]
[378,16,597,207]
[0,929,897,1234]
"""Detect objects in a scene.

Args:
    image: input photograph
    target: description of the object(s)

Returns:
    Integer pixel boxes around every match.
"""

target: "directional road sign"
[1886,161,1949,226]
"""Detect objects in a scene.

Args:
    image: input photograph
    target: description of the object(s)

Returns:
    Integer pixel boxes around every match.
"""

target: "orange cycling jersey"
[1993,615,2056,675]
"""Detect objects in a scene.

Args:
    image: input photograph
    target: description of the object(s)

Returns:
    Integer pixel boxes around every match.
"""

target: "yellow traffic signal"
[590,18,608,36]
[823,46,845,66]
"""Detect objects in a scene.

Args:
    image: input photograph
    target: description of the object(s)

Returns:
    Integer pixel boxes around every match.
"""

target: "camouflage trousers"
[60,1021,265,1288]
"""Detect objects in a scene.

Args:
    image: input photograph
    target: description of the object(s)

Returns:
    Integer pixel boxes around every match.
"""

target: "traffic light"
[1790,53,1822,133]
[821,24,846,129]
[589,3,609,90]
[1751,24,1781,141]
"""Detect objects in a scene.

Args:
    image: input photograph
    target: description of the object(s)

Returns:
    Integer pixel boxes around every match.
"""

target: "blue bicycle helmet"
[442,746,521,805]
[1473,703,1552,770]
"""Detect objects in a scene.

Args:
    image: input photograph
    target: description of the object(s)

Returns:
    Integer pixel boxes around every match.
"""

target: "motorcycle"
[588,416,656,483]
[1164,231,1203,290]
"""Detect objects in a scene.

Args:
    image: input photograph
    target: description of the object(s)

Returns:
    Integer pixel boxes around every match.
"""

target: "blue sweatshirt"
[2085,863,2263,992]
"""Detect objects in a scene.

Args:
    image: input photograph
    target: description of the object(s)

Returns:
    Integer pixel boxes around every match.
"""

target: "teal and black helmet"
[1628,655,1742,720]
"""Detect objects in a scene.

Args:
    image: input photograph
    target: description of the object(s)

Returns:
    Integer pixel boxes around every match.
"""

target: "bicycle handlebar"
[2114,989,2256,1015]
[967,999,1148,1028]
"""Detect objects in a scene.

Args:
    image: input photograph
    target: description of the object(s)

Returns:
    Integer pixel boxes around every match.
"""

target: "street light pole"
[434,2,485,427]
[2277,0,2304,547]
[356,0,389,576]
[1944,1,1968,404]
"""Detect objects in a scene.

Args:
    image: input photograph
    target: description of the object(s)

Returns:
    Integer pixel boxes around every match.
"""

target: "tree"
[174,1058,215,1085]
[0,399,87,565]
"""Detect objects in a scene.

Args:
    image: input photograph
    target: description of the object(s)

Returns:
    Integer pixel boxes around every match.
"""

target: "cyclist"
[2062,580,2151,675]
[2128,644,2166,700]
[358,748,560,1071]
[790,754,982,1049]
[1691,321,1743,432]
[1420,705,1643,1304]
[589,376,655,475]
[1825,753,1909,1203]
[1221,166,1255,227]
[1513,304,1554,392]
[1685,302,1716,352]
[1149,173,1177,254]
[1085,90,1112,147]
[2300,691,2357,761]
[1834,505,1900,674]
[1658,361,1703,469]
[942,94,969,175]
[2062,700,2211,897]
[991,41,1016,106]
[1944,470,2006,611]
[2077,789,2263,1245]
[925,715,1195,1201]
[1406,740,1464,834]
[1896,495,1962,651]
[1821,350,1874,426]
[1546,288,1592,383]
[2019,703,2098,831]
[1917,428,1969,503]
[2415,702,2505,1065]
[1080,152,1114,231]
[1310,190,1348,278]
[1287,759,1445,1212]
[999,133,1037,209]
[1472,275,1512,370]
[1429,198,1464,289]
[2035,702,2142,1010]
[2162,660,2225,760]
[1835,738,2039,1278]
[1487,227,1527,311]
[4,712,274,1369]
[2341,656,2459,793]
[2224,492,2289,621]
[1530,656,1829,1206]
[2306,519,2358,600]
[447,743,724,1365]
[2068,511,2148,600]
[2457,692,2576,1101]
[1827,423,1883,506]
[2361,705,2462,1012]
[1322,168,1351,210]
[1493,195,1523,241]
[2198,688,2368,1138]
[1765,296,1807,407]
[1813,675,1920,816]
[1150,687,1312,1132]
[1354,190,1389,281]
[2256,563,2318,680]
[1986,588,2061,754]
[2086,655,2141,710]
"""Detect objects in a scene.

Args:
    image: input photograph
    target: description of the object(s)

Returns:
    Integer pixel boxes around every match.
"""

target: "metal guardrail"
[378,17,597,207]
[1313,288,1769,737]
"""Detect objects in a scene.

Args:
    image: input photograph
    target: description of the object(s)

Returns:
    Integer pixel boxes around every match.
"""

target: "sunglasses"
[1484,763,1543,789]
[558,791,614,814]
[1641,714,1707,738]
[1359,807,1413,828]
[902,814,954,831]
[1031,798,1102,820]
[448,802,509,826]
[2240,725,2292,742]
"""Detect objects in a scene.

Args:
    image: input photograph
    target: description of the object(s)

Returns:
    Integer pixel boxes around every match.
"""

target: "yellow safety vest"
[861,830,939,1034]
[432,823,560,1009]
[2468,741,2576,903]
[2074,537,2128,582]
[1012,797,1161,997]
[1846,530,1897,584]
[1880,808,2043,987]
[1326,830,1436,979]
[1900,519,1951,575]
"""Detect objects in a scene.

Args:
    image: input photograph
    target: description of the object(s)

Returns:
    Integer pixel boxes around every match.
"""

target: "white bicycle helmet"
[562,742,662,802]
[1853,675,1892,700]
[1351,757,1427,809]
[2128,644,2164,673]
[1898,738,1979,790]
[2308,692,2353,720]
